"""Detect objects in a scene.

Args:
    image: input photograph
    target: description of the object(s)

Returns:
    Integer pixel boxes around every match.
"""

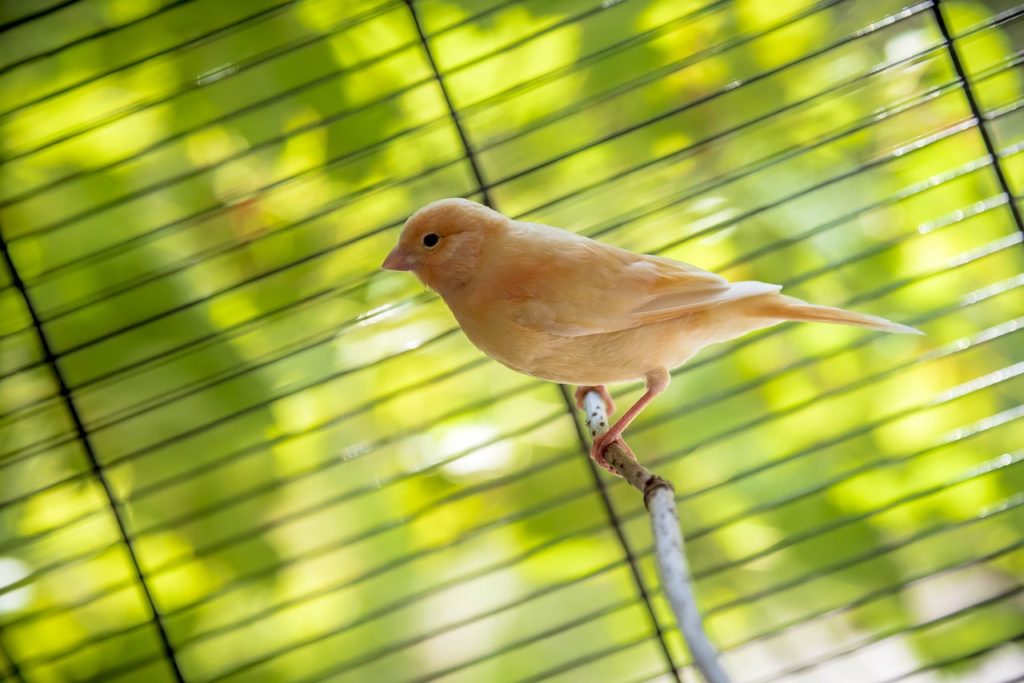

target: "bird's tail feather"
[759,295,923,335]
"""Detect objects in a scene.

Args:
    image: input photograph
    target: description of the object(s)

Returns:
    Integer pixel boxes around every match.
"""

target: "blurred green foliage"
[0,0,1022,681]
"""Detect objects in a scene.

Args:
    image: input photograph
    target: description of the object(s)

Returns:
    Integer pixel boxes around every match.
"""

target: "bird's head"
[381,198,508,292]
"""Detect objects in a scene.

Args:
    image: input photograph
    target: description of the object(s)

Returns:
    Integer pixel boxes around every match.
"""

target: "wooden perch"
[581,390,731,683]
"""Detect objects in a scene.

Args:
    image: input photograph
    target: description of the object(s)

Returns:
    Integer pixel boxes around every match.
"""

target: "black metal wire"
[0,0,198,75]
[582,98,972,247]
[0,0,302,118]
[483,11,956,190]
[877,628,1024,683]
[0,342,495,497]
[56,516,625,680]
[934,0,1024,238]
[0,288,436,447]
[754,585,1024,682]
[0,323,456,509]
[0,0,84,33]
[11,140,467,315]
[670,443,1024,571]
[83,301,448,436]
[405,0,493,206]
[1,405,557,567]
[522,636,654,683]
[0,357,520,592]
[9,91,456,261]
[6,318,986,586]
[9,479,593,659]
[403,597,639,683]
[0,227,185,680]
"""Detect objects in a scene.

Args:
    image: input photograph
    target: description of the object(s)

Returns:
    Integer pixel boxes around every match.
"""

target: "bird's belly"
[536,321,703,385]
[456,314,560,378]
[459,311,712,386]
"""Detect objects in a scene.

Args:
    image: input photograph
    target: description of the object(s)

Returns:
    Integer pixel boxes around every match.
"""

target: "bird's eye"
[422,233,440,248]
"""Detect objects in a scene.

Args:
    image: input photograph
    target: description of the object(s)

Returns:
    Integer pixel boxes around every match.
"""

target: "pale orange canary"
[382,198,922,474]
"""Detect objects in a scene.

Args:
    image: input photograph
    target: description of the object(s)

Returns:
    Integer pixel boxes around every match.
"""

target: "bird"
[381,198,922,474]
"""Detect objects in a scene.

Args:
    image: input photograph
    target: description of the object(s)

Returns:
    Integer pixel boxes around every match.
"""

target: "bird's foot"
[590,431,636,475]
[575,385,615,415]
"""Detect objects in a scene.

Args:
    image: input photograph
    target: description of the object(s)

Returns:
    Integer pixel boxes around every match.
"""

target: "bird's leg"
[590,369,670,473]
[575,385,615,414]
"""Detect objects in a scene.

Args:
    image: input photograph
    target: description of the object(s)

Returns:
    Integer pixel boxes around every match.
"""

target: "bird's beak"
[381,246,414,271]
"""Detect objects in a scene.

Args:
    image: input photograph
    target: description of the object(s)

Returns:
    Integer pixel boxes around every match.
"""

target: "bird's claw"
[575,385,615,415]
[590,431,635,476]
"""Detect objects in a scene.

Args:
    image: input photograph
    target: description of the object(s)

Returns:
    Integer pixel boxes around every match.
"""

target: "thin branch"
[581,390,731,683]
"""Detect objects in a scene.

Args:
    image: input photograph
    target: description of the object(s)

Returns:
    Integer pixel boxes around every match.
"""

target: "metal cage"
[0,0,1022,681]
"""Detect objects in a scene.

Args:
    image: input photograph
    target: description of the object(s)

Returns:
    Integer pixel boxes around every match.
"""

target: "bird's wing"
[503,224,780,337]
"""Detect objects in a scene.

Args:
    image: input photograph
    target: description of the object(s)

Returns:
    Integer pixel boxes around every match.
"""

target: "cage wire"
[0,0,1022,681]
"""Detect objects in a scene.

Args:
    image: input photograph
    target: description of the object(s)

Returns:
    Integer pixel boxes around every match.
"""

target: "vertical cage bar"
[0,226,186,683]
[932,0,1024,236]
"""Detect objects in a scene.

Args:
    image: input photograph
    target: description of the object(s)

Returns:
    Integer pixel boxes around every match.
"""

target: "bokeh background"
[1,0,1023,681]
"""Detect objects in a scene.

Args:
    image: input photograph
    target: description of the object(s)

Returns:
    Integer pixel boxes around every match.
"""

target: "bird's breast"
[445,295,550,374]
